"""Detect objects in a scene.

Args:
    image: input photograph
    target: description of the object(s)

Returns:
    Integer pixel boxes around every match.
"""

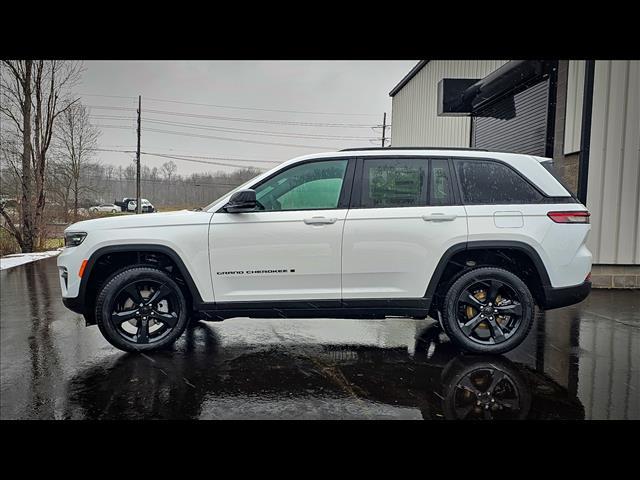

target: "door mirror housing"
[225,189,257,213]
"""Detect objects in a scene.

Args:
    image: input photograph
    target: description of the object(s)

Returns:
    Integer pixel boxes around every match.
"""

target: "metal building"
[389,60,640,288]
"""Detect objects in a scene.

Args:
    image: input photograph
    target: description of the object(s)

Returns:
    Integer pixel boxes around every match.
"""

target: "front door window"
[254,159,348,211]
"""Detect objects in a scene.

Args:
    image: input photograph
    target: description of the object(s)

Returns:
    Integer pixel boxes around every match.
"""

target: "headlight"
[64,232,87,247]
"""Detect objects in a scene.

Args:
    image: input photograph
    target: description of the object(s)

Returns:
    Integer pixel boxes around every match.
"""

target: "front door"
[210,158,353,303]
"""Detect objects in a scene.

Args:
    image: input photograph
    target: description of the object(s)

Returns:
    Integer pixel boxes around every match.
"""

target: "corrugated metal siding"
[564,60,586,154]
[586,60,640,265]
[391,60,507,147]
[471,79,550,156]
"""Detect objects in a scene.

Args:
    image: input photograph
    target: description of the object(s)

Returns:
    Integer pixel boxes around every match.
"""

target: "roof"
[340,146,488,152]
[389,60,429,97]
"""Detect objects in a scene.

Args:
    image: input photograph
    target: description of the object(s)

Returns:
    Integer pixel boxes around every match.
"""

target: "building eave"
[389,60,429,97]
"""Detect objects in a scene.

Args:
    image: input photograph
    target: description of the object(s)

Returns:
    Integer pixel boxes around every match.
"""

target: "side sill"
[196,298,431,320]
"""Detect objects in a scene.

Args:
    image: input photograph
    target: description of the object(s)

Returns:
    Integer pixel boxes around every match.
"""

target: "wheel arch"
[425,241,552,314]
[78,244,204,324]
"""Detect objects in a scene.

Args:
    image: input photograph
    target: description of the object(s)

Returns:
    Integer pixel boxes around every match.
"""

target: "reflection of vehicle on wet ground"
[64,323,584,420]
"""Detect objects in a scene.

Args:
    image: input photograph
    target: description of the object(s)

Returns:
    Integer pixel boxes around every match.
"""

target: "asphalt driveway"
[1,257,638,420]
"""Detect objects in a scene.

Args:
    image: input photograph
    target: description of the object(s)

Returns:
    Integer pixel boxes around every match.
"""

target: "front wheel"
[440,267,534,354]
[95,267,189,352]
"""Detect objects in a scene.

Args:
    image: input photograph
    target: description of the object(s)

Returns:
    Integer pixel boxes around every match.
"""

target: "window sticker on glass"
[362,158,428,208]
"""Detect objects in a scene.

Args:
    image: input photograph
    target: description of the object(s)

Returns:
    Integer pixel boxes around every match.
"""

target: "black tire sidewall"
[95,267,189,352]
[441,267,534,355]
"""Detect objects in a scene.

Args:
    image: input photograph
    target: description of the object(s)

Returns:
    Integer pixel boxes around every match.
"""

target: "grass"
[0,229,20,256]
[0,229,64,256]
[42,238,64,250]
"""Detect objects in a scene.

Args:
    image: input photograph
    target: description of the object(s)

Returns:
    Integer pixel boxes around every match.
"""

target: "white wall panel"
[390,60,507,147]
[564,60,586,154]
[586,60,640,265]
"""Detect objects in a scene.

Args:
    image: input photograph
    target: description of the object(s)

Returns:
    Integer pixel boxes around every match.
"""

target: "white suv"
[58,148,592,354]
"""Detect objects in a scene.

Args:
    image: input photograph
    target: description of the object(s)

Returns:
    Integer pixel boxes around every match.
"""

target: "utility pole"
[381,112,387,147]
[136,95,141,214]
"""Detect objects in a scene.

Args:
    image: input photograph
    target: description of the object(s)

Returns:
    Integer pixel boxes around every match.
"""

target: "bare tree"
[55,103,100,221]
[0,60,82,252]
[161,160,177,181]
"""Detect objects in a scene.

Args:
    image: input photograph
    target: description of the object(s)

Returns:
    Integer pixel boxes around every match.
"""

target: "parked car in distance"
[58,147,592,354]
[133,199,155,213]
[114,198,155,213]
[89,204,120,214]
[113,198,156,213]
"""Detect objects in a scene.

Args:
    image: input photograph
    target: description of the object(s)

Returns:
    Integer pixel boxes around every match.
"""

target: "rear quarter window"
[454,159,543,204]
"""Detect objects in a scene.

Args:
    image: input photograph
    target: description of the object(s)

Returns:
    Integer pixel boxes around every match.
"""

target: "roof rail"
[339,146,489,152]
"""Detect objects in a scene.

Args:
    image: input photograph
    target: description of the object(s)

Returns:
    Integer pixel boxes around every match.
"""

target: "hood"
[64,210,213,233]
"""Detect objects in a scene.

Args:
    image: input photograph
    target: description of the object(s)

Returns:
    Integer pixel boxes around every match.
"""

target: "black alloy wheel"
[441,267,535,354]
[96,267,189,352]
[456,278,523,345]
[110,280,180,345]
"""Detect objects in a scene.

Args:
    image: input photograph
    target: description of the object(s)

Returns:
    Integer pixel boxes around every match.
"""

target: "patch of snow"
[0,249,62,271]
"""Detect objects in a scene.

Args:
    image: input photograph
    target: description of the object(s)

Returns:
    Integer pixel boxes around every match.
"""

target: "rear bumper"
[543,281,591,310]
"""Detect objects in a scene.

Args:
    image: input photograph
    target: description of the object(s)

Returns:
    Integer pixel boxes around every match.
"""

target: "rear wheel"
[440,267,534,354]
[95,267,189,352]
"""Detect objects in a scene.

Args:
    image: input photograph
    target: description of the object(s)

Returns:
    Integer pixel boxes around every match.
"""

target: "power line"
[91,147,279,164]
[143,152,279,164]
[92,124,342,149]
[143,97,379,117]
[80,93,379,117]
[144,127,341,150]
[90,147,277,170]
[89,115,378,140]
[143,119,376,140]
[86,105,379,128]
[142,153,270,171]
[78,93,137,100]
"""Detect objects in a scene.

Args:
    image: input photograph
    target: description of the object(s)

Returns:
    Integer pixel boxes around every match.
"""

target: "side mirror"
[225,189,257,213]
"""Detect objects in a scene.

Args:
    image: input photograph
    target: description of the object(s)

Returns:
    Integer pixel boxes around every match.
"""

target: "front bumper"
[62,296,85,314]
[543,281,591,310]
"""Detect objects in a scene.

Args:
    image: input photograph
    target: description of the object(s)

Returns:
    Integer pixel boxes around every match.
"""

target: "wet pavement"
[1,257,638,420]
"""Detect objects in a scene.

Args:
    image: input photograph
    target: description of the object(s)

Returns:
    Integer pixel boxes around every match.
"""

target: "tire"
[95,267,189,352]
[440,267,534,355]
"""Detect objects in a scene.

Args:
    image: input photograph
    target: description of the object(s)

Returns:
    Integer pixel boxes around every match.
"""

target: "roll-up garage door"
[471,79,550,156]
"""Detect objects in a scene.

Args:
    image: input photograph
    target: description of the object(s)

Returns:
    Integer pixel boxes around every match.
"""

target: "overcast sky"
[76,61,417,176]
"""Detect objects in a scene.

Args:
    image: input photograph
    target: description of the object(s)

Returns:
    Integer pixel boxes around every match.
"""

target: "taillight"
[547,211,590,224]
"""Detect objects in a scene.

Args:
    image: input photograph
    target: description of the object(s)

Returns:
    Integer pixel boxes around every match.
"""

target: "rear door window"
[361,158,428,208]
[429,159,454,206]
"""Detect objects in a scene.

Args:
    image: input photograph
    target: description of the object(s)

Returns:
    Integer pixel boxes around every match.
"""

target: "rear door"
[341,156,467,299]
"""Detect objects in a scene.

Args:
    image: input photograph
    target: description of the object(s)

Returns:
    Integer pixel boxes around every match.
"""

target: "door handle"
[422,213,457,222]
[304,216,337,225]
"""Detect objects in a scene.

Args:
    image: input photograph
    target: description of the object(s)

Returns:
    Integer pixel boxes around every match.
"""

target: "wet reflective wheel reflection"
[441,356,531,420]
